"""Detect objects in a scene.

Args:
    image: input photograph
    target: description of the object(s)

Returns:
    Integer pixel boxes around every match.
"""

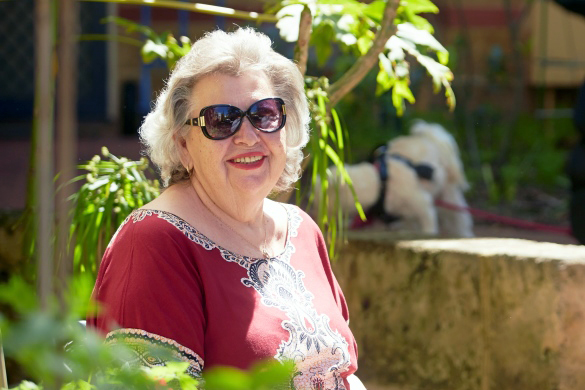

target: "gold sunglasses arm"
[186,116,206,127]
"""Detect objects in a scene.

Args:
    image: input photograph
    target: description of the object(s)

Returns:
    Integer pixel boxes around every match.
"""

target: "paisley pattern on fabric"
[242,258,351,389]
[105,328,204,378]
[125,205,351,389]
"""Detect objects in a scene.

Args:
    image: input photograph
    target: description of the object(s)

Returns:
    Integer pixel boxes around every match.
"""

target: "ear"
[173,133,192,172]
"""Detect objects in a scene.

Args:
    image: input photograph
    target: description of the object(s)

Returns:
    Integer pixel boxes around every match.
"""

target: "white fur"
[325,163,380,213]
[322,121,474,238]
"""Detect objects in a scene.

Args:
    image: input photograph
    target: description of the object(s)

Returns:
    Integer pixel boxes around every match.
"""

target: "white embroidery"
[126,205,351,389]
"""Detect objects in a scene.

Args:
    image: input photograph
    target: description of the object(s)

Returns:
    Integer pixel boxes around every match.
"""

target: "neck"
[188,177,265,229]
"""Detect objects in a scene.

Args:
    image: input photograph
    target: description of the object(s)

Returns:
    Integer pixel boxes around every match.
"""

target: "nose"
[232,116,260,146]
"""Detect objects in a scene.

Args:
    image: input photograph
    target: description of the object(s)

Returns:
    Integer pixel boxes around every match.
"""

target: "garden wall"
[332,232,585,390]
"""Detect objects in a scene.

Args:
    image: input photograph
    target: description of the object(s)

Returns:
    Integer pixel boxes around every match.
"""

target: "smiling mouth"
[231,156,264,164]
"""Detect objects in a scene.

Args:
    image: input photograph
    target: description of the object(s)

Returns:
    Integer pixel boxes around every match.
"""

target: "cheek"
[278,129,288,155]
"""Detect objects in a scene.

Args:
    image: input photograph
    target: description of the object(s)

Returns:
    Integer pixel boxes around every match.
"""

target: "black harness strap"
[368,146,401,224]
[388,153,435,181]
[365,147,436,225]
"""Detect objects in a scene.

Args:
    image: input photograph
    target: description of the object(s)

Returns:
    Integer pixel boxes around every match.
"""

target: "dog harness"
[368,146,402,224]
[352,145,436,228]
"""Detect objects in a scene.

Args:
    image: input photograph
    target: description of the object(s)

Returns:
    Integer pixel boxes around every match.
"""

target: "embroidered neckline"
[126,204,302,265]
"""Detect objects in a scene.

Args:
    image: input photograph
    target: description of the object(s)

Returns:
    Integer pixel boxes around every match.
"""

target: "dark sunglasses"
[185,97,286,140]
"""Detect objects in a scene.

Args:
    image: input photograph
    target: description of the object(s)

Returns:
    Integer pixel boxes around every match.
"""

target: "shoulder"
[279,202,321,238]
[267,200,314,228]
[102,209,203,280]
[108,209,191,249]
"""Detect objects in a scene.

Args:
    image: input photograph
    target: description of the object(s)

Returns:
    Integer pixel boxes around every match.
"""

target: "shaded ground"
[473,223,578,245]
[468,186,579,245]
[347,186,581,246]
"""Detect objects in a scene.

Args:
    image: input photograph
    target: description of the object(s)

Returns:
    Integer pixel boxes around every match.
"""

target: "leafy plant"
[304,76,365,257]
[102,16,192,69]
[69,148,160,276]
[270,0,455,113]
[0,275,294,390]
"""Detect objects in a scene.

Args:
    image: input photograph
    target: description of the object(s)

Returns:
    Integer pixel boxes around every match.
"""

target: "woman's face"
[179,71,287,205]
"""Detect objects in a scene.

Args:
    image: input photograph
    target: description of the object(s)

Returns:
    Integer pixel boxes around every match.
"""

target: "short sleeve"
[300,207,352,324]
[316,227,351,323]
[87,214,205,377]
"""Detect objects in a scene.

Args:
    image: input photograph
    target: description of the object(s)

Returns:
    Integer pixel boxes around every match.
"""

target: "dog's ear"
[368,144,387,163]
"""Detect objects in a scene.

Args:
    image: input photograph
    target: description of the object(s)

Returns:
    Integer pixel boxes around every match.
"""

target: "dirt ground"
[473,222,579,245]
[350,186,582,246]
[467,187,580,245]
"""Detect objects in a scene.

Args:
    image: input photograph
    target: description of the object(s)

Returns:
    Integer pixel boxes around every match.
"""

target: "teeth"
[233,156,263,164]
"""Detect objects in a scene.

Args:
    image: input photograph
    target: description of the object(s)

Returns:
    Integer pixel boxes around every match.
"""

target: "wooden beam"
[80,0,278,23]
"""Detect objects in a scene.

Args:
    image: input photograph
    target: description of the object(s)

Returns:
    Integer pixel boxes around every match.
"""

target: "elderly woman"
[89,27,362,389]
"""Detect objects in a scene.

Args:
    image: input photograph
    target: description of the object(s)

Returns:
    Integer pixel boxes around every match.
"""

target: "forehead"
[192,71,274,110]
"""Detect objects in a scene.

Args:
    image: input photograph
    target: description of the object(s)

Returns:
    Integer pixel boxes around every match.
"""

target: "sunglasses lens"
[204,105,243,139]
[248,99,283,132]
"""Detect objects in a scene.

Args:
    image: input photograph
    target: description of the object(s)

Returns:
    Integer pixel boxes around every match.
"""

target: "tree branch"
[294,6,312,76]
[327,0,400,107]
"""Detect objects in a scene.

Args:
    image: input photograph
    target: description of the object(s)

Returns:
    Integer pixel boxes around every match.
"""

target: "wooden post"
[35,0,55,309]
[56,0,79,291]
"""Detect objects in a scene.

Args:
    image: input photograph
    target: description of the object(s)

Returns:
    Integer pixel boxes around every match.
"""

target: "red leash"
[435,199,573,236]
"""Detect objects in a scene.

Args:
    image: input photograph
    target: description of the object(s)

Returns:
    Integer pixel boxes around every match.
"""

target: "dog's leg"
[416,192,439,234]
[437,185,474,237]
[385,186,438,234]
[385,160,439,235]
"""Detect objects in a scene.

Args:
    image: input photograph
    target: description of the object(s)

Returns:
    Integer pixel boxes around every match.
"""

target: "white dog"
[323,121,474,237]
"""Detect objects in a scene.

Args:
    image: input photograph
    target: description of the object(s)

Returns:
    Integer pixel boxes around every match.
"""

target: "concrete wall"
[332,232,585,390]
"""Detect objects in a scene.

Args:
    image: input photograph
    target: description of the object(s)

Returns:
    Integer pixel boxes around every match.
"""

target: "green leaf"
[311,20,336,66]
[376,55,395,96]
[437,49,449,65]
[405,13,435,33]
[101,16,159,40]
[386,37,407,62]
[203,366,252,390]
[392,78,415,116]
[356,35,372,55]
[0,277,38,314]
[394,60,410,78]
[275,4,303,42]
[443,79,456,111]
[9,380,43,390]
[141,39,168,64]
[61,380,94,390]
[364,0,385,23]
[147,361,190,380]
[396,23,446,52]
[400,0,439,14]
[86,177,109,191]
[250,360,294,388]
[416,53,453,91]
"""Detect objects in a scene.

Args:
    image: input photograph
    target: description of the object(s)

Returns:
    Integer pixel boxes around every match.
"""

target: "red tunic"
[88,204,358,389]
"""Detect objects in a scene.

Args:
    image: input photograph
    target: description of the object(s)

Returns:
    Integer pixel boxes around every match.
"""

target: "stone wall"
[332,232,585,390]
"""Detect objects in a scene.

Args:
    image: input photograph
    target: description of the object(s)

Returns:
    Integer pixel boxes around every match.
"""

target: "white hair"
[139,27,311,192]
